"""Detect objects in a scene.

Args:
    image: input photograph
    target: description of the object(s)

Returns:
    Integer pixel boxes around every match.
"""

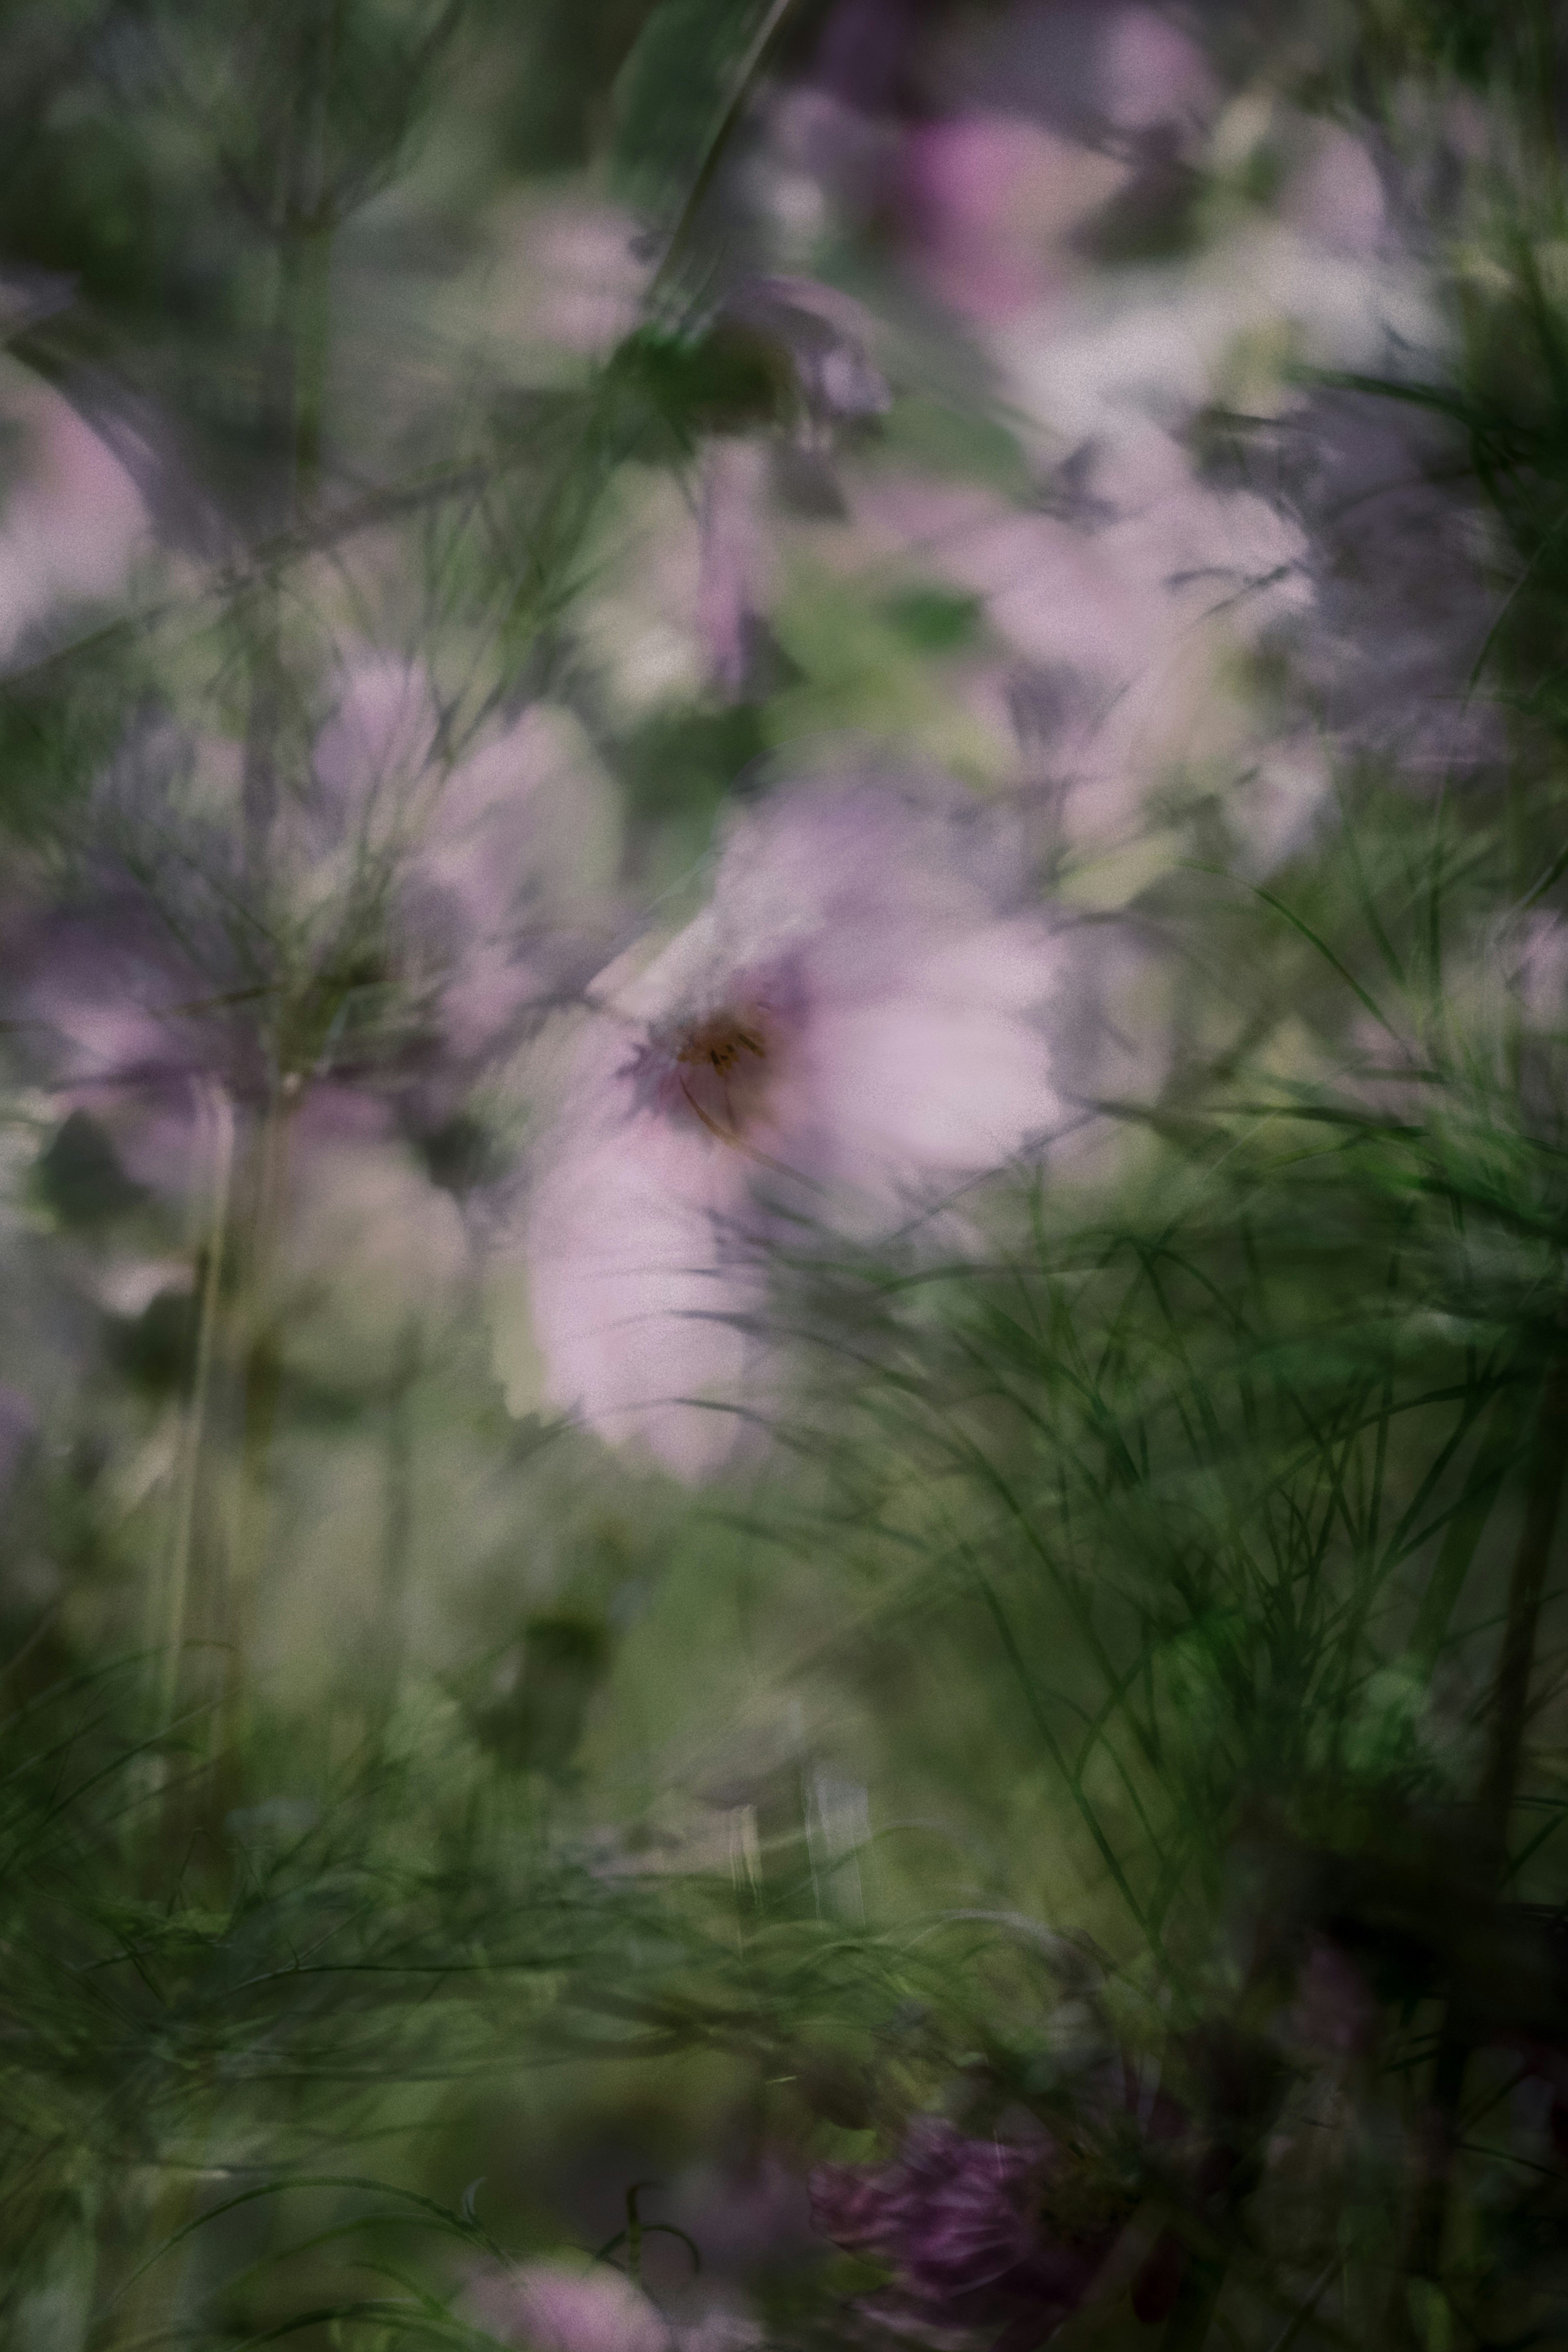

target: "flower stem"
[154,1082,235,1737]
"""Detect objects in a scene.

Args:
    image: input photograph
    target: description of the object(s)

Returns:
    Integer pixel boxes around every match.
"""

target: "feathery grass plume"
[0,1642,654,2347]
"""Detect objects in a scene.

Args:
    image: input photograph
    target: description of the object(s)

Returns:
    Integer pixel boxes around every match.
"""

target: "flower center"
[670,1011,770,1142]
[675,1014,766,1078]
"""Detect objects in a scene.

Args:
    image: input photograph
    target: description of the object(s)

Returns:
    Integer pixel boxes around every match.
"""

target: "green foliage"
[877,585,984,653]
[611,0,774,213]
[477,0,663,172]
[608,320,796,444]
[32,1110,147,1228]
[0,628,145,842]
[0,1654,630,2341]
[107,1284,200,1394]
[620,700,772,827]
[473,1610,613,1776]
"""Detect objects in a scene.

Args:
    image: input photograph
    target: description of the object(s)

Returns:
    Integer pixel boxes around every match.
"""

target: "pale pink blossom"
[839,441,1310,853]
[466,2263,760,2352]
[467,2261,673,2352]
[519,777,1063,1479]
[529,205,653,356]
[1282,124,1387,258]
[1100,9,1216,143]
[902,115,1131,323]
[0,367,148,656]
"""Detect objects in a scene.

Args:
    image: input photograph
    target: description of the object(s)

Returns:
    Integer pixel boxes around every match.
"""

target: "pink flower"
[13,655,617,1183]
[1099,9,1216,144]
[465,2263,760,2352]
[304,657,619,1083]
[901,116,1131,324]
[519,776,1063,1478]
[466,2261,673,2352]
[0,373,148,657]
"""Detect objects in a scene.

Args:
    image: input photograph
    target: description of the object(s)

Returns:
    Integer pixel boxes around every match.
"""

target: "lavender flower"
[14,657,616,1157]
[810,2117,1127,2348]
[512,775,1063,1478]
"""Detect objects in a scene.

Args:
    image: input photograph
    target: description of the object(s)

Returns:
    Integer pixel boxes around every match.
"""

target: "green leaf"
[610,0,773,210]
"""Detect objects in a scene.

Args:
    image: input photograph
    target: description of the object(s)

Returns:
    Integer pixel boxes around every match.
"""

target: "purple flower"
[512,775,1063,1478]
[810,2118,1123,2346]
[812,2120,1039,2296]
[300,656,619,1087]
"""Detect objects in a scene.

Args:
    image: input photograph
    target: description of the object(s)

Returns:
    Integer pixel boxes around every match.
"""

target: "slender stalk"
[154,1081,236,1734]
[203,0,340,1779]
[368,1319,420,1750]
[212,1078,300,1780]
[286,218,334,507]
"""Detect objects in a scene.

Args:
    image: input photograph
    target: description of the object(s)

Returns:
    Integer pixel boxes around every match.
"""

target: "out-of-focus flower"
[838,434,1312,865]
[294,658,621,1093]
[467,2261,673,2352]
[13,658,618,1160]
[902,115,1132,323]
[7,655,622,1461]
[813,2120,1040,2296]
[465,2261,760,2352]
[512,775,1063,1478]
[1099,8,1216,147]
[1282,388,1501,780]
[0,361,149,657]
[989,112,1433,450]
[810,2116,1129,2346]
